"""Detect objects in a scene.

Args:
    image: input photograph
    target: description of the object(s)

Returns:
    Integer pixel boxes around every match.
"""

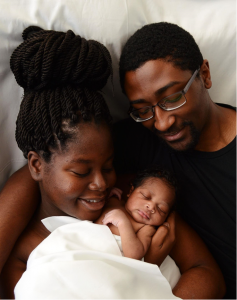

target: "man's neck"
[195,103,236,152]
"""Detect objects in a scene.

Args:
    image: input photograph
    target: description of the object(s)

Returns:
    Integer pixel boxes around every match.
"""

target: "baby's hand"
[144,211,176,266]
[102,209,128,228]
[108,187,123,200]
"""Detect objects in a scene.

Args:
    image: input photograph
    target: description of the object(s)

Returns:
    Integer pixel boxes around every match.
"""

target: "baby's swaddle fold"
[14,216,180,299]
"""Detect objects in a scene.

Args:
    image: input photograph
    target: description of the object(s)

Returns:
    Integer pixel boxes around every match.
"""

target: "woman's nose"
[89,173,108,191]
[153,106,175,132]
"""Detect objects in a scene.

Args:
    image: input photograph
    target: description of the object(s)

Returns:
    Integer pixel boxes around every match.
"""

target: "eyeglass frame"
[128,68,200,122]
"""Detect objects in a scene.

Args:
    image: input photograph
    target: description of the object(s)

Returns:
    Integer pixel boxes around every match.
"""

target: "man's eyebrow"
[155,81,181,96]
[129,81,181,104]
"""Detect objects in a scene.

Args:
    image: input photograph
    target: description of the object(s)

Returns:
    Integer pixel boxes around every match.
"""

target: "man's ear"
[127,185,134,198]
[28,151,43,182]
[200,59,212,89]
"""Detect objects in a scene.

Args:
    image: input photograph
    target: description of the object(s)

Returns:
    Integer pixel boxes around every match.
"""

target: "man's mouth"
[162,130,183,141]
[157,127,186,142]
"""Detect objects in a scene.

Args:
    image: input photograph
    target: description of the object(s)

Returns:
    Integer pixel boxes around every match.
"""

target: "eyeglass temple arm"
[183,68,200,94]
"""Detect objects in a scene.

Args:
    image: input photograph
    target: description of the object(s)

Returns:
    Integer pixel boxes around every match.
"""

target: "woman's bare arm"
[0,250,26,299]
[170,214,226,299]
[0,165,40,274]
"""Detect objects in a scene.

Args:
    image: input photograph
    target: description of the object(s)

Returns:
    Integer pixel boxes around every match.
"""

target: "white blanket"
[14,216,181,299]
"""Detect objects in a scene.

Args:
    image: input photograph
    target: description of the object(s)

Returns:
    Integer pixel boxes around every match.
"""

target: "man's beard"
[153,121,201,152]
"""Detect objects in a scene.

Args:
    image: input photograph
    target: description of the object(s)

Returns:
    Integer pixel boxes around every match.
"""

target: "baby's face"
[125,178,175,226]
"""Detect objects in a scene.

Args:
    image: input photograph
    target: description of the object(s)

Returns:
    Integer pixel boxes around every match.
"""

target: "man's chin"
[165,139,196,152]
[154,123,200,152]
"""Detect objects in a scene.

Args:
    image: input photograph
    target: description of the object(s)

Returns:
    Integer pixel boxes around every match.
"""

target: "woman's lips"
[79,198,106,210]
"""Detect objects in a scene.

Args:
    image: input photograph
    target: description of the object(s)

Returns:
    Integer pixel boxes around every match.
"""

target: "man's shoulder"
[216,102,236,110]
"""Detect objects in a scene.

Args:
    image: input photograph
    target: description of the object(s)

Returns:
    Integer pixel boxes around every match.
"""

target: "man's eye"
[139,107,151,115]
[165,93,183,103]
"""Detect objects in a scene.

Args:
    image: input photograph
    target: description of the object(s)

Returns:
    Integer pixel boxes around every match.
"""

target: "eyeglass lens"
[131,92,185,121]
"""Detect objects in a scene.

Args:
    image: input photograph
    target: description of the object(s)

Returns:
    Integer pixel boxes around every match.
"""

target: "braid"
[11,26,113,160]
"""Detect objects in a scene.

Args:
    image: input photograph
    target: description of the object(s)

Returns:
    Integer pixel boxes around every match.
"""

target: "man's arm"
[102,209,155,259]
[170,214,226,299]
[0,165,40,274]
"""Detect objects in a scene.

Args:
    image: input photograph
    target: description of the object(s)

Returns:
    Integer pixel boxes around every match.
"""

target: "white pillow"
[0,0,235,189]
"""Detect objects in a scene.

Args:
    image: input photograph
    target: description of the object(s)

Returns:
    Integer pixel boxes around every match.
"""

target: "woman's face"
[38,122,116,221]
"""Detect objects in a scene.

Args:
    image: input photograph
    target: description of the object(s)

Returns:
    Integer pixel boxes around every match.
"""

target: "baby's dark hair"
[11,26,113,161]
[119,22,203,93]
[131,166,178,196]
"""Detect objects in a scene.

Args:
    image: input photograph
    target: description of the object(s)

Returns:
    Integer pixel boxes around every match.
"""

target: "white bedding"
[14,216,181,299]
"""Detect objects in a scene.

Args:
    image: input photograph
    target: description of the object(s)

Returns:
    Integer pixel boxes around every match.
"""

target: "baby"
[96,166,177,261]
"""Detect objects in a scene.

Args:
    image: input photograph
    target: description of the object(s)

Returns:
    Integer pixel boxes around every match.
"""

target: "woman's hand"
[144,211,176,266]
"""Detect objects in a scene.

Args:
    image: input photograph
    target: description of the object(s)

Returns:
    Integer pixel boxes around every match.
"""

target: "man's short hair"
[119,22,203,93]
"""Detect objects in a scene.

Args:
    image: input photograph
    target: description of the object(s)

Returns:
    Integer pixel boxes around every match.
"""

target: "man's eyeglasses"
[128,68,200,122]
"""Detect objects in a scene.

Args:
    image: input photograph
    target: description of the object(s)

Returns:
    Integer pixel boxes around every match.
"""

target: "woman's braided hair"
[11,26,113,161]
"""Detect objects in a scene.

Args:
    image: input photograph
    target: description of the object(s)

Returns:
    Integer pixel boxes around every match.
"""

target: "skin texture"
[0,121,116,298]
[124,59,236,152]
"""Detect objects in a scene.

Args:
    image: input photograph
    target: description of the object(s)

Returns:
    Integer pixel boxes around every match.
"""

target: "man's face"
[124,59,211,151]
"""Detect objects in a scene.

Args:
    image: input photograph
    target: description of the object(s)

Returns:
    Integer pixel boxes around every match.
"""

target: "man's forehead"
[124,59,190,102]
[125,59,189,85]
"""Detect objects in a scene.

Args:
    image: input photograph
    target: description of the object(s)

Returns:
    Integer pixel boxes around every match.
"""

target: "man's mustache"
[152,121,192,135]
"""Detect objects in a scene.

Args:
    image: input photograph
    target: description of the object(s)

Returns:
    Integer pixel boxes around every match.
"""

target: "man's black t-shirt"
[113,104,236,299]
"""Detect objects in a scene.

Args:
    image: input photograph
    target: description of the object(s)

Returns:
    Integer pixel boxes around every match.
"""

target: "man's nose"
[153,106,175,132]
[89,173,108,191]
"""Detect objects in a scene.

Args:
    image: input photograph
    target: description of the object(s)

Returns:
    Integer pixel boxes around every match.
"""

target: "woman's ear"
[127,185,134,198]
[28,151,43,181]
[200,59,212,89]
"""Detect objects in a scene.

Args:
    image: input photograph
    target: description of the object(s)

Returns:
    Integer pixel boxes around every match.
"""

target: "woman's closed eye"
[71,170,90,177]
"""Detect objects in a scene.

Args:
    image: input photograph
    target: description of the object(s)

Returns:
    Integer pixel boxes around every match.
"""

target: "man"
[114,22,236,299]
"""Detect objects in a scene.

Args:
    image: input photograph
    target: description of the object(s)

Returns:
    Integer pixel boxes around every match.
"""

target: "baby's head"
[125,166,177,226]
[11,26,116,221]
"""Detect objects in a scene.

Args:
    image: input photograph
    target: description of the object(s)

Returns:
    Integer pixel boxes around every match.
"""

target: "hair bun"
[22,26,44,40]
[10,26,112,91]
